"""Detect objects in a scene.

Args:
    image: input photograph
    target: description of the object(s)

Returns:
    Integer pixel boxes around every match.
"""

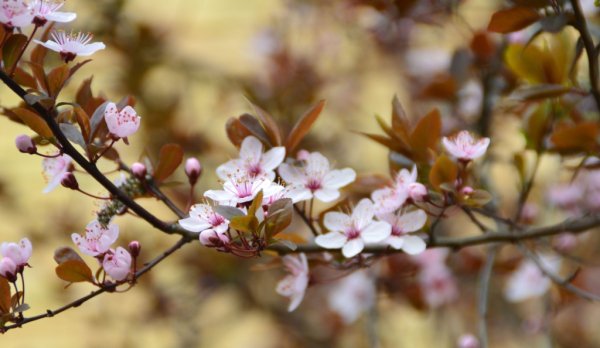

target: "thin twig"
[293,204,319,236]
[478,245,498,348]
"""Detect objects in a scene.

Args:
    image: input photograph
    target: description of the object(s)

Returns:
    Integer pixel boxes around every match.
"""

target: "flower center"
[346,228,360,240]
[306,178,322,191]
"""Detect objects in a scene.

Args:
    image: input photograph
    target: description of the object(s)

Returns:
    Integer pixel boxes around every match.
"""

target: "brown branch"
[570,0,600,111]
[1,236,193,333]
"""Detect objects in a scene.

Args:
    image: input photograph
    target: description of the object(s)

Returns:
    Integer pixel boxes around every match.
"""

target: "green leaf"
[55,259,94,284]
[154,143,184,184]
[286,100,326,153]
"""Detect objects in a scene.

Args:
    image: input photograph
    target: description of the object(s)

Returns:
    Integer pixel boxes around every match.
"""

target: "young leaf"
[239,114,271,145]
[53,246,85,264]
[429,155,458,190]
[11,107,53,138]
[59,123,87,150]
[265,198,293,239]
[487,7,540,33]
[286,100,326,153]
[213,205,246,220]
[26,61,49,94]
[250,102,282,146]
[550,122,599,153]
[230,215,258,233]
[47,64,70,97]
[2,34,28,71]
[226,117,253,147]
[55,259,94,284]
[153,143,184,184]
[409,108,441,163]
[13,67,37,90]
[89,101,110,141]
[73,106,91,141]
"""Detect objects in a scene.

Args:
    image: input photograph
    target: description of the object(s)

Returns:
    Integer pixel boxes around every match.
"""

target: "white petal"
[470,138,490,159]
[240,136,263,162]
[342,239,364,258]
[46,12,77,23]
[278,163,304,185]
[314,188,339,202]
[178,216,211,232]
[323,168,356,189]
[35,40,60,52]
[216,160,241,180]
[361,221,391,243]
[306,152,330,174]
[77,42,106,56]
[204,189,236,203]
[261,146,286,172]
[401,236,426,255]
[386,236,404,249]
[324,212,351,232]
[442,136,461,157]
[352,199,375,230]
[397,209,427,232]
[315,232,347,249]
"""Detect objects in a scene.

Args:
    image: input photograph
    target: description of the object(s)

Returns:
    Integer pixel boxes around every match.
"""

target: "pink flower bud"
[457,334,480,348]
[460,186,474,196]
[199,230,229,247]
[296,149,310,161]
[0,257,17,282]
[102,247,132,281]
[408,182,428,201]
[185,157,202,186]
[128,241,141,258]
[1,238,32,267]
[60,172,78,190]
[15,135,36,154]
[131,162,147,179]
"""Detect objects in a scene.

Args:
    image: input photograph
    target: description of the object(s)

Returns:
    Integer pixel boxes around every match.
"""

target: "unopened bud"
[199,230,229,247]
[185,157,202,186]
[15,134,36,154]
[553,233,577,253]
[460,186,474,196]
[128,240,141,258]
[457,334,479,348]
[296,149,310,161]
[60,172,79,190]
[408,183,428,201]
[131,162,147,179]
[0,257,17,283]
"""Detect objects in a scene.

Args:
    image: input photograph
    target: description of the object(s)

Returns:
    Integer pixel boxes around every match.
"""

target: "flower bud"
[185,158,202,186]
[460,186,474,196]
[408,183,428,202]
[296,149,310,161]
[199,230,229,247]
[0,257,17,282]
[131,162,147,179]
[60,172,78,190]
[128,240,141,258]
[15,135,36,154]
[457,334,479,348]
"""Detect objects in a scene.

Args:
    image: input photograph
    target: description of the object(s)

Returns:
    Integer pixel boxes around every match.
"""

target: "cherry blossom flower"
[1,238,32,266]
[504,255,561,302]
[0,257,17,281]
[276,253,309,312]
[328,270,375,324]
[204,170,283,206]
[104,102,141,139]
[199,230,230,248]
[102,247,131,281]
[42,153,72,193]
[442,130,490,161]
[217,136,285,180]
[371,165,423,216]
[315,199,391,258]
[278,151,356,203]
[15,134,36,154]
[34,31,105,63]
[179,203,230,245]
[0,0,33,28]
[262,184,311,206]
[418,264,459,308]
[378,209,427,255]
[29,0,76,25]
[71,220,119,257]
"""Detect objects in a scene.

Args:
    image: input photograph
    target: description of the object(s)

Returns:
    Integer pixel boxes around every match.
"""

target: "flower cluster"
[0,238,32,282]
[0,0,75,29]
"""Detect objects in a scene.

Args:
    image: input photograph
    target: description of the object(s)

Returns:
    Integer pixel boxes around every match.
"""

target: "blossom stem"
[76,188,111,200]
[93,139,116,163]
[8,25,39,78]
[293,204,319,236]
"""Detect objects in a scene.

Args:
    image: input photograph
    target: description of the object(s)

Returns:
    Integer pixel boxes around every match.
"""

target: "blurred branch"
[570,0,600,111]
[0,70,195,239]
[1,236,193,333]
[476,41,506,137]
[478,245,498,348]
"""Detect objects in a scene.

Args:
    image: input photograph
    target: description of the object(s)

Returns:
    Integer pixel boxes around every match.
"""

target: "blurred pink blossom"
[442,130,490,161]
[276,253,309,312]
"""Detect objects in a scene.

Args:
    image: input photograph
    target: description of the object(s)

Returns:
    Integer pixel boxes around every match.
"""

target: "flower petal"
[314,188,339,202]
[361,221,391,243]
[278,163,304,185]
[323,168,356,189]
[261,146,286,172]
[178,216,211,232]
[324,212,351,232]
[397,209,427,232]
[401,235,426,255]
[315,232,347,249]
[342,238,364,258]
[352,199,375,230]
[240,136,263,163]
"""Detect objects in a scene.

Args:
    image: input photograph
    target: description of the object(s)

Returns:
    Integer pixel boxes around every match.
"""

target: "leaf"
[55,259,94,284]
[89,101,110,141]
[73,106,91,141]
[13,67,37,90]
[248,190,264,218]
[213,205,245,220]
[225,117,253,147]
[11,107,53,138]
[409,108,441,163]
[265,198,293,239]
[153,143,184,184]
[0,277,10,314]
[270,239,297,251]
[429,155,458,190]
[250,102,282,146]
[26,61,48,93]
[509,84,575,101]
[487,7,540,33]
[505,43,547,84]
[230,215,258,233]
[239,114,271,145]
[391,95,411,140]
[30,23,53,65]
[59,123,87,150]
[2,34,28,71]
[285,100,326,153]
[359,132,404,153]
[47,64,70,97]
[53,246,85,264]
[463,189,493,206]
[550,122,599,153]
[525,103,549,151]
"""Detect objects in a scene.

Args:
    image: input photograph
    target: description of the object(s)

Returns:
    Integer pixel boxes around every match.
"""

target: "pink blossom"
[547,183,582,210]
[0,257,17,281]
[34,31,105,63]
[15,134,36,154]
[185,157,202,185]
[315,199,391,258]
[130,162,146,179]
[1,238,32,266]
[276,253,309,312]
[328,270,376,323]
[29,0,76,25]
[104,102,141,138]
[71,220,119,257]
[504,255,560,302]
[418,264,459,308]
[204,170,283,206]
[199,229,230,247]
[371,165,421,216]
[102,247,131,281]
[442,130,490,161]
[378,209,427,255]
[262,184,311,206]
[179,203,230,241]
[457,334,480,348]
[0,0,33,28]
[553,233,578,253]
[42,153,72,193]
[278,151,356,203]
[217,136,285,180]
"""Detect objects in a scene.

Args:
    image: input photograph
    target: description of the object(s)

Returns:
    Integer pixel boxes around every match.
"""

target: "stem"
[293,204,318,236]
[8,25,39,77]
[515,153,541,222]
[478,246,498,348]
[145,178,186,219]
[75,188,111,200]
[93,139,116,163]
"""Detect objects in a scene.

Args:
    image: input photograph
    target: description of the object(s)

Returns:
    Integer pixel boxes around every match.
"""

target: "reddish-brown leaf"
[55,260,94,284]
[29,23,53,65]
[13,67,37,90]
[429,155,458,190]
[550,122,599,153]
[226,117,252,147]
[409,108,441,163]
[251,102,282,146]
[73,106,91,141]
[2,34,27,72]
[26,61,48,93]
[153,143,184,184]
[0,277,10,314]
[239,113,271,145]
[487,7,541,33]
[391,95,412,148]
[53,246,85,264]
[11,107,53,138]
[47,64,70,97]
[285,100,326,153]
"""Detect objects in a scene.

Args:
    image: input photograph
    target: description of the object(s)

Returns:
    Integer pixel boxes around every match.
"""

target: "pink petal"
[397,209,427,232]
[351,199,375,230]
[240,136,263,163]
[314,188,339,202]
[261,146,286,172]
[278,163,304,185]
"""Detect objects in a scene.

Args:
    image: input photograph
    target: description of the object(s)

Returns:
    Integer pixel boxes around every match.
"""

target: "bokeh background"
[2,0,600,347]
